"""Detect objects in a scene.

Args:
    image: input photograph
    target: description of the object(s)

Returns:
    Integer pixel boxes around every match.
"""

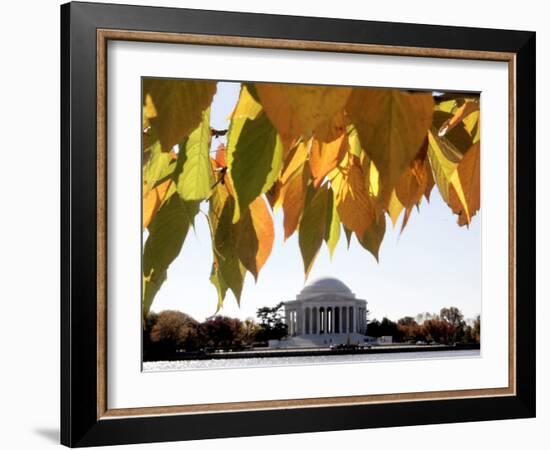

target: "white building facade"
[274,277,368,348]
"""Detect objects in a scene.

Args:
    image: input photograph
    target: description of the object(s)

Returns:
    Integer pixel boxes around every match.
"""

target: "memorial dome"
[298,277,354,298]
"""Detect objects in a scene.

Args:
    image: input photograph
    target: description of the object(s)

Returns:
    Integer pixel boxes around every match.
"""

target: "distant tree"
[367,318,382,337]
[440,307,464,327]
[149,310,202,351]
[255,302,288,342]
[397,316,424,342]
[422,317,456,344]
[240,318,261,346]
[439,307,466,344]
[143,311,159,360]
[367,317,403,341]
[200,316,244,349]
[472,315,481,343]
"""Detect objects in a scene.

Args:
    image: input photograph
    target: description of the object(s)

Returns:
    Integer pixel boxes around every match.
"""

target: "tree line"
[143,304,479,360]
[143,303,287,361]
[367,307,480,345]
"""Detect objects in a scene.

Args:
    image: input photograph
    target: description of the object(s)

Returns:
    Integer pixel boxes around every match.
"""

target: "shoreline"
[144,343,480,362]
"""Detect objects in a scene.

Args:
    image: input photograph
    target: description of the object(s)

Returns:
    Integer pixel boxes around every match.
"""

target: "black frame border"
[61,1,536,447]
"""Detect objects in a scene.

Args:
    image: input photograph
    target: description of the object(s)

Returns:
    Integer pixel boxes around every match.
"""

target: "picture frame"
[60,1,536,447]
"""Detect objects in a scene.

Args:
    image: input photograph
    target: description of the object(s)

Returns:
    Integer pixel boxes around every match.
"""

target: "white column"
[316,306,320,335]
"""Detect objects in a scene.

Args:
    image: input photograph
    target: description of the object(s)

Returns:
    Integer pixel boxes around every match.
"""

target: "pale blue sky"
[150,82,481,322]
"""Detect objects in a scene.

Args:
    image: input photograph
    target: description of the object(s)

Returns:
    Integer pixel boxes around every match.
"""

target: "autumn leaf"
[427,130,461,202]
[386,190,404,227]
[299,185,330,277]
[236,196,275,280]
[282,163,310,240]
[227,112,283,223]
[324,187,341,258]
[333,155,375,237]
[449,142,480,225]
[280,140,309,184]
[432,110,475,155]
[427,129,472,221]
[255,83,352,149]
[143,79,216,151]
[143,179,173,229]
[347,88,434,196]
[438,101,479,137]
[356,212,386,261]
[395,156,428,210]
[309,133,349,188]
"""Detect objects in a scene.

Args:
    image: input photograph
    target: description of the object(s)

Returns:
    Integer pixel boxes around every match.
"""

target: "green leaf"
[299,185,329,277]
[209,263,228,313]
[227,112,283,222]
[427,129,460,202]
[324,188,341,258]
[143,141,175,193]
[212,197,247,303]
[174,108,214,201]
[142,196,199,316]
[143,79,216,152]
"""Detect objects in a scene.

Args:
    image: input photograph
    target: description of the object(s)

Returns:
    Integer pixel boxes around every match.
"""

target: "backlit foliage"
[142,80,480,318]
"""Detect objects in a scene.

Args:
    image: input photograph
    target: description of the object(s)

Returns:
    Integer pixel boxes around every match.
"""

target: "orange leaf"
[236,196,275,279]
[309,133,349,188]
[143,179,173,229]
[282,164,310,239]
[280,140,309,184]
[214,143,227,168]
[449,142,480,225]
[395,157,428,209]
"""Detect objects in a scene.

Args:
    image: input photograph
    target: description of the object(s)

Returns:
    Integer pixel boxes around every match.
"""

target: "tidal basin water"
[143,349,480,372]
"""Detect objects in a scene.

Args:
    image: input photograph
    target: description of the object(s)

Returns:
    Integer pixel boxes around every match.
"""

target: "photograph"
[141,78,481,371]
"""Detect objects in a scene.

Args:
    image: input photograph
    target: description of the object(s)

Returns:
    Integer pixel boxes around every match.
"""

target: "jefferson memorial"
[274,277,368,348]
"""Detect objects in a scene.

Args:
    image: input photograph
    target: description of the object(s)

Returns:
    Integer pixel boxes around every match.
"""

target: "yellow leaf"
[335,156,375,237]
[324,187,341,258]
[387,190,404,227]
[463,111,480,144]
[309,133,348,188]
[230,84,262,120]
[255,83,352,150]
[438,101,479,137]
[347,88,434,196]
[368,161,380,197]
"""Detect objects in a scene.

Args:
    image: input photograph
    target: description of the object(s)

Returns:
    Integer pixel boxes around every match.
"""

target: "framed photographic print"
[60,1,536,447]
